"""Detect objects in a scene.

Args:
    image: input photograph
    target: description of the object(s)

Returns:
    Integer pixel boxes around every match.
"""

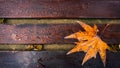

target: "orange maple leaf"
[65,21,111,66]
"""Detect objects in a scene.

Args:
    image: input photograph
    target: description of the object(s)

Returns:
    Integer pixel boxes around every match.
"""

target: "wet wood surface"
[0,24,120,44]
[0,51,119,68]
[0,0,120,18]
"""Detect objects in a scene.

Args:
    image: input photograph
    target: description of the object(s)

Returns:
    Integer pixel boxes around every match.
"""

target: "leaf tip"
[66,51,72,55]
[64,34,75,39]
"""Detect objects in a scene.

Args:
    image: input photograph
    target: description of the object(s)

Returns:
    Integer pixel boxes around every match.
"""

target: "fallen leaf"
[65,21,111,66]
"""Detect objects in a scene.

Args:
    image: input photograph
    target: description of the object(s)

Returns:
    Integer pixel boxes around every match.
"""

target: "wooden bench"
[0,0,120,68]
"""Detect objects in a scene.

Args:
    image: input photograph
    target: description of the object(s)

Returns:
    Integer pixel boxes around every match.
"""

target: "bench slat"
[0,51,119,68]
[0,0,120,18]
[0,24,119,44]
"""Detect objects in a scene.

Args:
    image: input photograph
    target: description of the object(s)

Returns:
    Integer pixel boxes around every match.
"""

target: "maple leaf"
[65,21,111,66]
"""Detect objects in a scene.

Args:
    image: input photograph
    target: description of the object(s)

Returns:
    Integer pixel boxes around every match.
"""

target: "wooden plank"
[0,0,120,18]
[0,24,120,44]
[0,51,119,68]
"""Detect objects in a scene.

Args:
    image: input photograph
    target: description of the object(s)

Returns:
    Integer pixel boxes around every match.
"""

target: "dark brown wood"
[0,24,120,44]
[0,51,119,68]
[0,0,120,18]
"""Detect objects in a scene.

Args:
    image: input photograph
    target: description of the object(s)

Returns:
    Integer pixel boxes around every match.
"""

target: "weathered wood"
[0,51,119,68]
[0,24,120,44]
[0,0,120,18]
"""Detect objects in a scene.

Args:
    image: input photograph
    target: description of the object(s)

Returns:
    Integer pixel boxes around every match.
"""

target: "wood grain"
[0,0,120,18]
[0,24,119,44]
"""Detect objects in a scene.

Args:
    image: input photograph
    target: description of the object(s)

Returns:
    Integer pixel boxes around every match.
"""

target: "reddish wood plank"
[0,24,120,44]
[0,0,120,18]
